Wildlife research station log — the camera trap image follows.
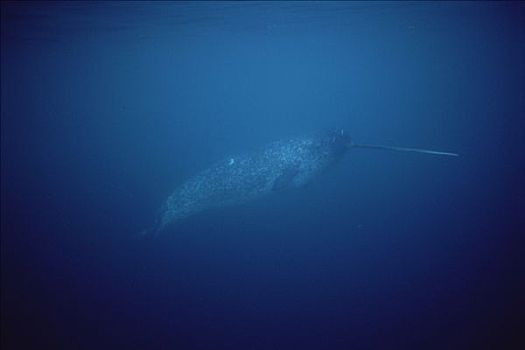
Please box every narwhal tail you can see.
[133,226,158,240]
[352,143,459,157]
[134,217,166,240]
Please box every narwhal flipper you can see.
[352,143,459,157]
[272,164,301,191]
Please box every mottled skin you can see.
[154,130,351,233]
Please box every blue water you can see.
[1,2,524,349]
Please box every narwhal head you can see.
[325,128,353,156]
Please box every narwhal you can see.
[148,129,457,235]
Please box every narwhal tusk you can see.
[352,143,459,157]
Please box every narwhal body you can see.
[152,130,457,234]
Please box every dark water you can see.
[1,2,524,349]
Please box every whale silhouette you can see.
[148,129,457,235]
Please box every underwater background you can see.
[1,2,524,349]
